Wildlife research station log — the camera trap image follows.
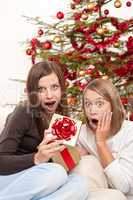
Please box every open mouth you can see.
[44,101,56,110]
[89,118,99,130]
[91,119,98,124]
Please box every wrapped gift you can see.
[52,145,81,172]
[49,113,82,172]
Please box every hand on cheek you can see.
[95,111,112,143]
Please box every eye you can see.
[96,100,105,107]
[84,101,91,107]
[51,84,60,90]
[37,87,46,93]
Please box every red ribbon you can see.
[52,117,77,140]
[60,147,76,171]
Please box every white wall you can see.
[0,0,132,106]
[0,0,70,105]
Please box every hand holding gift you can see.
[34,131,65,165]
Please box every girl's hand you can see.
[76,146,89,156]
[34,130,65,165]
[95,111,112,143]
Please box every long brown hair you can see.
[26,60,66,135]
[83,78,125,136]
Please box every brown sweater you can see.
[0,104,46,175]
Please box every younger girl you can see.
[75,78,133,200]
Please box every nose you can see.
[89,104,98,113]
[46,89,53,99]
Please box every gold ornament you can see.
[114,0,122,8]
[54,36,61,43]
[67,96,77,106]
[87,3,96,10]
[65,80,69,87]
[79,70,85,76]
[96,28,105,35]
[103,27,109,34]
[63,25,68,31]
[113,41,120,48]
[81,14,88,20]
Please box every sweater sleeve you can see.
[0,104,35,175]
[104,124,133,195]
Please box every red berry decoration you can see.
[56,11,64,19]
[73,0,81,4]
[30,38,38,47]
[126,1,132,7]
[26,48,32,55]
[42,41,52,49]
[26,48,35,56]
[104,9,109,15]
[38,29,44,36]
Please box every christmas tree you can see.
[25,0,133,120]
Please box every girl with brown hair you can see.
[0,61,88,200]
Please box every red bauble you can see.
[104,9,109,15]
[126,1,132,7]
[117,22,129,32]
[42,41,52,49]
[26,48,36,56]
[56,11,64,19]
[30,38,38,47]
[127,36,133,54]
[129,113,133,121]
[26,48,32,56]
[121,97,128,105]
[38,29,44,36]
[85,69,93,75]
[73,0,81,4]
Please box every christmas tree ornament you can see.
[87,3,96,10]
[63,25,68,31]
[85,68,93,75]
[73,0,81,4]
[65,80,70,87]
[54,36,61,43]
[38,29,44,36]
[56,11,64,19]
[103,27,109,34]
[30,38,38,47]
[81,14,88,20]
[114,0,122,8]
[96,28,105,35]
[127,36,133,54]
[26,48,34,56]
[113,41,120,48]
[104,9,109,15]
[129,112,133,121]
[67,96,77,106]
[42,41,52,49]
[126,1,132,7]
[79,70,85,76]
